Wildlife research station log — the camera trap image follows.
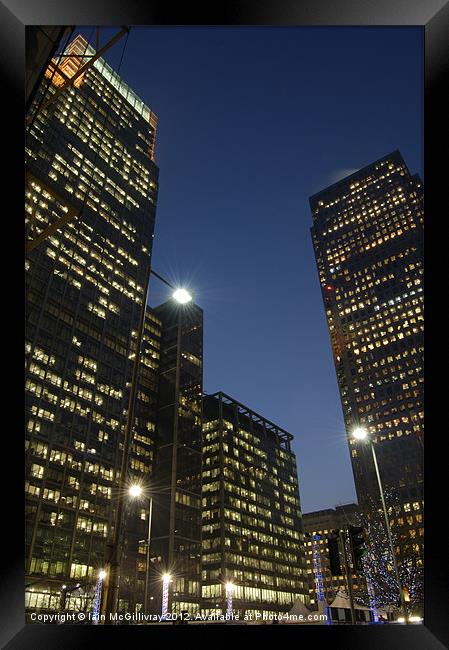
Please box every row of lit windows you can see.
[42,238,143,305]
[315,163,408,212]
[51,103,154,200]
[27,363,124,404]
[323,210,416,258]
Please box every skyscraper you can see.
[149,300,204,616]
[25,34,159,615]
[201,392,309,617]
[310,151,423,565]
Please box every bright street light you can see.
[98,570,107,580]
[352,426,368,440]
[128,484,143,498]
[172,288,192,304]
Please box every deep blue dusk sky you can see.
[77,26,423,513]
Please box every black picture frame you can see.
[2,1,447,648]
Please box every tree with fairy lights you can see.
[355,488,423,616]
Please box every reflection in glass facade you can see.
[25,34,159,615]
[201,392,309,616]
[310,151,423,564]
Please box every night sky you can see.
[77,26,423,513]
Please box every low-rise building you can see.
[302,504,367,607]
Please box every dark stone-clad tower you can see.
[310,151,423,565]
[150,301,203,615]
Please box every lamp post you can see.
[129,483,154,614]
[352,426,409,624]
[143,497,153,614]
[102,269,192,622]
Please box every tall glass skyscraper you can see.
[310,151,423,565]
[149,300,204,616]
[25,34,160,615]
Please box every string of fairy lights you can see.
[355,489,423,613]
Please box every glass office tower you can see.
[148,301,204,616]
[25,34,159,615]
[310,151,423,564]
[201,392,309,617]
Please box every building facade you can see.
[302,504,366,607]
[25,34,160,615]
[201,392,309,617]
[310,151,424,565]
[114,307,163,614]
[149,300,204,616]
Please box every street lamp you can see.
[172,288,192,304]
[353,427,368,441]
[128,484,143,498]
[128,483,154,615]
[149,269,193,304]
[351,426,409,624]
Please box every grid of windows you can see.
[302,505,365,606]
[25,34,160,615]
[147,302,204,614]
[310,151,423,562]
[201,393,309,615]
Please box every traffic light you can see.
[349,525,366,572]
[328,535,341,576]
